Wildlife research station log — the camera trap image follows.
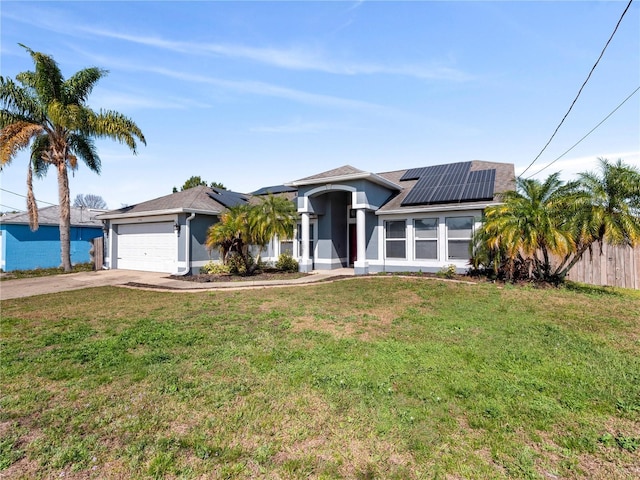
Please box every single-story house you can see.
[97,160,515,275]
[0,206,104,272]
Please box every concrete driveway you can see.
[0,270,189,300]
[0,268,354,300]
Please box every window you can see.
[414,218,438,259]
[385,220,406,258]
[446,216,473,260]
[280,240,293,256]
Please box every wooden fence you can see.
[90,237,104,271]
[560,242,640,289]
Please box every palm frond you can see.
[26,160,39,231]
[18,44,64,105]
[0,77,42,122]
[0,121,43,165]
[89,109,146,152]
[67,133,100,173]
[64,67,108,103]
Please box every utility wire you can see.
[0,187,58,206]
[525,85,640,179]
[1,203,24,212]
[520,0,634,177]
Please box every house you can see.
[0,206,104,272]
[97,186,249,273]
[97,160,515,276]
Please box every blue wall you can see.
[1,224,103,271]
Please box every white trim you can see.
[97,208,220,220]
[377,202,498,215]
[289,172,401,190]
[111,214,178,225]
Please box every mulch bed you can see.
[169,271,309,283]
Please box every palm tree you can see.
[475,173,577,282]
[553,158,640,280]
[249,194,297,263]
[0,45,145,271]
[205,205,252,267]
[206,196,297,275]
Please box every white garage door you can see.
[116,222,177,273]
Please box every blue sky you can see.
[1,0,639,211]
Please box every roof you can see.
[251,185,298,196]
[376,160,515,213]
[289,164,402,190]
[97,185,249,220]
[0,206,104,227]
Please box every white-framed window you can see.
[385,220,406,259]
[446,216,474,260]
[280,240,294,256]
[414,218,438,260]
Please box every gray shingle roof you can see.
[0,206,104,227]
[97,185,248,219]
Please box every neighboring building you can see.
[97,160,515,275]
[0,206,104,272]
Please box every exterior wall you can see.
[186,214,219,274]
[365,210,378,261]
[0,224,102,272]
[369,210,483,274]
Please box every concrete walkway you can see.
[0,268,355,300]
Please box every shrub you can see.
[436,264,457,279]
[200,261,230,274]
[227,253,256,275]
[275,252,299,272]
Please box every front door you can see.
[349,223,357,266]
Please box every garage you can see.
[116,222,177,273]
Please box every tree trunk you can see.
[57,161,72,272]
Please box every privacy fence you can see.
[561,242,640,290]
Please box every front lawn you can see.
[1,278,638,479]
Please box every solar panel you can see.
[460,169,495,201]
[207,188,250,208]
[251,185,298,196]
[400,162,496,206]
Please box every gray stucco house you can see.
[97,160,515,275]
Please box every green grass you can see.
[0,262,94,280]
[1,278,639,479]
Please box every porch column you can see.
[299,212,313,273]
[354,208,369,275]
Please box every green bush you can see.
[436,264,457,279]
[275,252,299,272]
[227,253,255,275]
[200,261,230,274]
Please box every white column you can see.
[354,208,369,275]
[299,212,313,273]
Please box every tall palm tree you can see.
[0,45,145,271]
[554,158,640,280]
[476,173,577,282]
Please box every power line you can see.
[0,203,24,212]
[0,187,57,206]
[525,85,640,179]
[520,0,634,177]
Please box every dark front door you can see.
[349,224,357,266]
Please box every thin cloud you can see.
[78,26,472,81]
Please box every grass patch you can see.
[1,278,639,478]
[0,262,94,280]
